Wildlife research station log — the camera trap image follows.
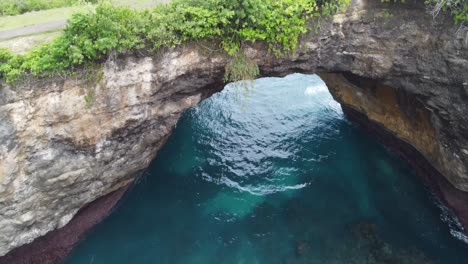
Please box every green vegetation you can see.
[0,0,351,83]
[224,51,260,85]
[0,6,86,30]
[84,90,96,107]
[0,0,159,31]
[424,0,467,25]
[0,0,98,16]
[0,0,465,84]
[0,31,61,54]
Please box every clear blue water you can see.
[66,74,468,264]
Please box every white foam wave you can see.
[304,85,328,96]
[220,176,310,196]
[433,194,468,244]
[450,229,468,244]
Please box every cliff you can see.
[0,0,467,262]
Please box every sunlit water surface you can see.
[66,74,468,264]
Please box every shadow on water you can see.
[66,74,468,264]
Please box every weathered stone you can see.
[0,0,466,260]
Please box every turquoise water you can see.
[66,74,468,264]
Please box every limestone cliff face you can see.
[0,53,227,257]
[0,0,467,259]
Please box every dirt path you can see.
[0,20,66,40]
[0,0,168,41]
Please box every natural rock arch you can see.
[0,1,467,262]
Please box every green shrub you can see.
[454,6,468,25]
[424,0,467,25]
[224,51,260,83]
[0,0,352,83]
[0,0,463,84]
[0,0,98,16]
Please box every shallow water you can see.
[66,74,468,264]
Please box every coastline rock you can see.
[0,0,467,260]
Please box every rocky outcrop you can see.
[0,52,227,258]
[0,0,467,261]
[0,185,130,264]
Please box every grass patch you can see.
[0,0,160,31]
[0,0,97,16]
[0,6,87,30]
[0,31,61,54]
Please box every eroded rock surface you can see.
[0,53,226,257]
[0,0,467,260]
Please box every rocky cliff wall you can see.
[0,0,467,261]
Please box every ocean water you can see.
[66,74,468,264]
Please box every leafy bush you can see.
[1,3,146,81]
[146,0,351,55]
[424,0,467,25]
[0,0,463,84]
[224,51,260,83]
[0,0,351,83]
[0,0,98,16]
[0,47,24,82]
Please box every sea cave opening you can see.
[64,73,468,264]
